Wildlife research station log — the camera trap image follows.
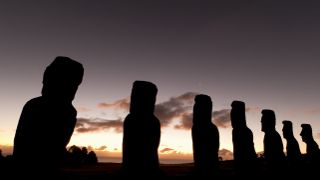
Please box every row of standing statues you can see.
[7,57,320,177]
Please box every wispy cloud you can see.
[86,145,109,152]
[97,98,129,110]
[213,109,231,128]
[76,118,123,133]
[160,148,175,153]
[158,148,193,161]
[96,145,108,151]
[76,107,92,112]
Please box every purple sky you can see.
[1,0,320,158]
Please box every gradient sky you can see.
[1,0,320,162]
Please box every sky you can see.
[1,0,320,163]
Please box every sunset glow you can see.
[1,1,320,164]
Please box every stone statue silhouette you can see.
[192,94,219,176]
[230,101,257,175]
[122,81,161,176]
[13,56,84,175]
[300,124,320,163]
[261,109,285,174]
[282,120,302,168]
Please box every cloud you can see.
[213,107,261,128]
[75,106,92,112]
[93,92,260,130]
[155,92,197,128]
[213,109,231,128]
[159,148,193,161]
[96,145,107,151]
[218,148,233,161]
[95,92,197,130]
[76,118,123,133]
[92,92,197,131]
[160,148,175,153]
[173,113,193,130]
[97,98,129,110]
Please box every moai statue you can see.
[231,101,257,175]
[300,124,320,162]
[282,121,302,165]
[261,109,286,174]
[192,94,219,176]
[122,81,161,176]
[13,57,84,175]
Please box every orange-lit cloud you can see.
[159,148,193,161]
[86,145,109,152]
[160,147,175,153]
[76,118,123,133]
[96,145,107,151]
[97,98,130,110]
[213,109,231,128]
[76,106,92,112]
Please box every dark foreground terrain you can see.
[58,160,320,179]
[59,161,235,179]
[1,160,318,179]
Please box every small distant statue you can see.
[282,121,302,166]
[13,56,84,175]
[300,124,320,163]
[192,94,219,176]
[261,109,286,173]
[122,81,161,176]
